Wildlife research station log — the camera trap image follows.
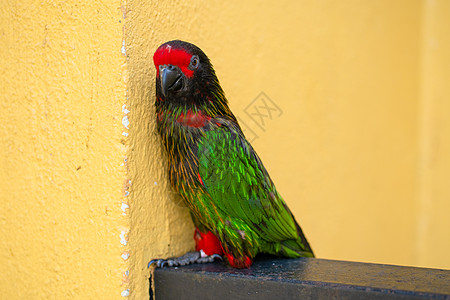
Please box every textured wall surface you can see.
[417,0,450,268]
[0,1,128,299]
[1,0,450,299]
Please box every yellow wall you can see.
[0,1,128,299]
[1,0,450,299]
[417,0,450,268]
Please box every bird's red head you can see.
[153,40,206,99]
[153,44,195,78]
[153,40,235,121]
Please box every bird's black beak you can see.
[160,65,184,97]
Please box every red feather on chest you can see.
[176,109,211,128]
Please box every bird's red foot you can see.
[224,252,253,268]
[194,228,252,268]
[194,228,224,256]
[147,229,225,268]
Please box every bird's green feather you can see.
[194,119,312,257]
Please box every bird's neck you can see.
[156,104,207,153]
[162,108,211,128]
[156,105,209,190]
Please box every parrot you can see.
[149,40,314,269]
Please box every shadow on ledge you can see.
[150,257,450,300]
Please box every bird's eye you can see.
[189,55,199,70]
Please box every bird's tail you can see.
[265,214,314,258]
[283,200,315,255]
[280,218,315,257]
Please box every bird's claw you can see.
[148,259,164,268]
[148,251,222,268]
[196,253,222,264]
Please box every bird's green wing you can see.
[197,119,299,243]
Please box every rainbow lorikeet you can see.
[149,40,314,269]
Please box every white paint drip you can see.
[122,105,129,137]
[120,8,129,298]
[122,116,129,129]
[121,202,129,212]
[154,181,157,185]
[121,40,126,56]
[120,231,128,245]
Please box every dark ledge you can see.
[151,257,450,299]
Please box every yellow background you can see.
[1,0,449,299]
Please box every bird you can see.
[149,40,313,268]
